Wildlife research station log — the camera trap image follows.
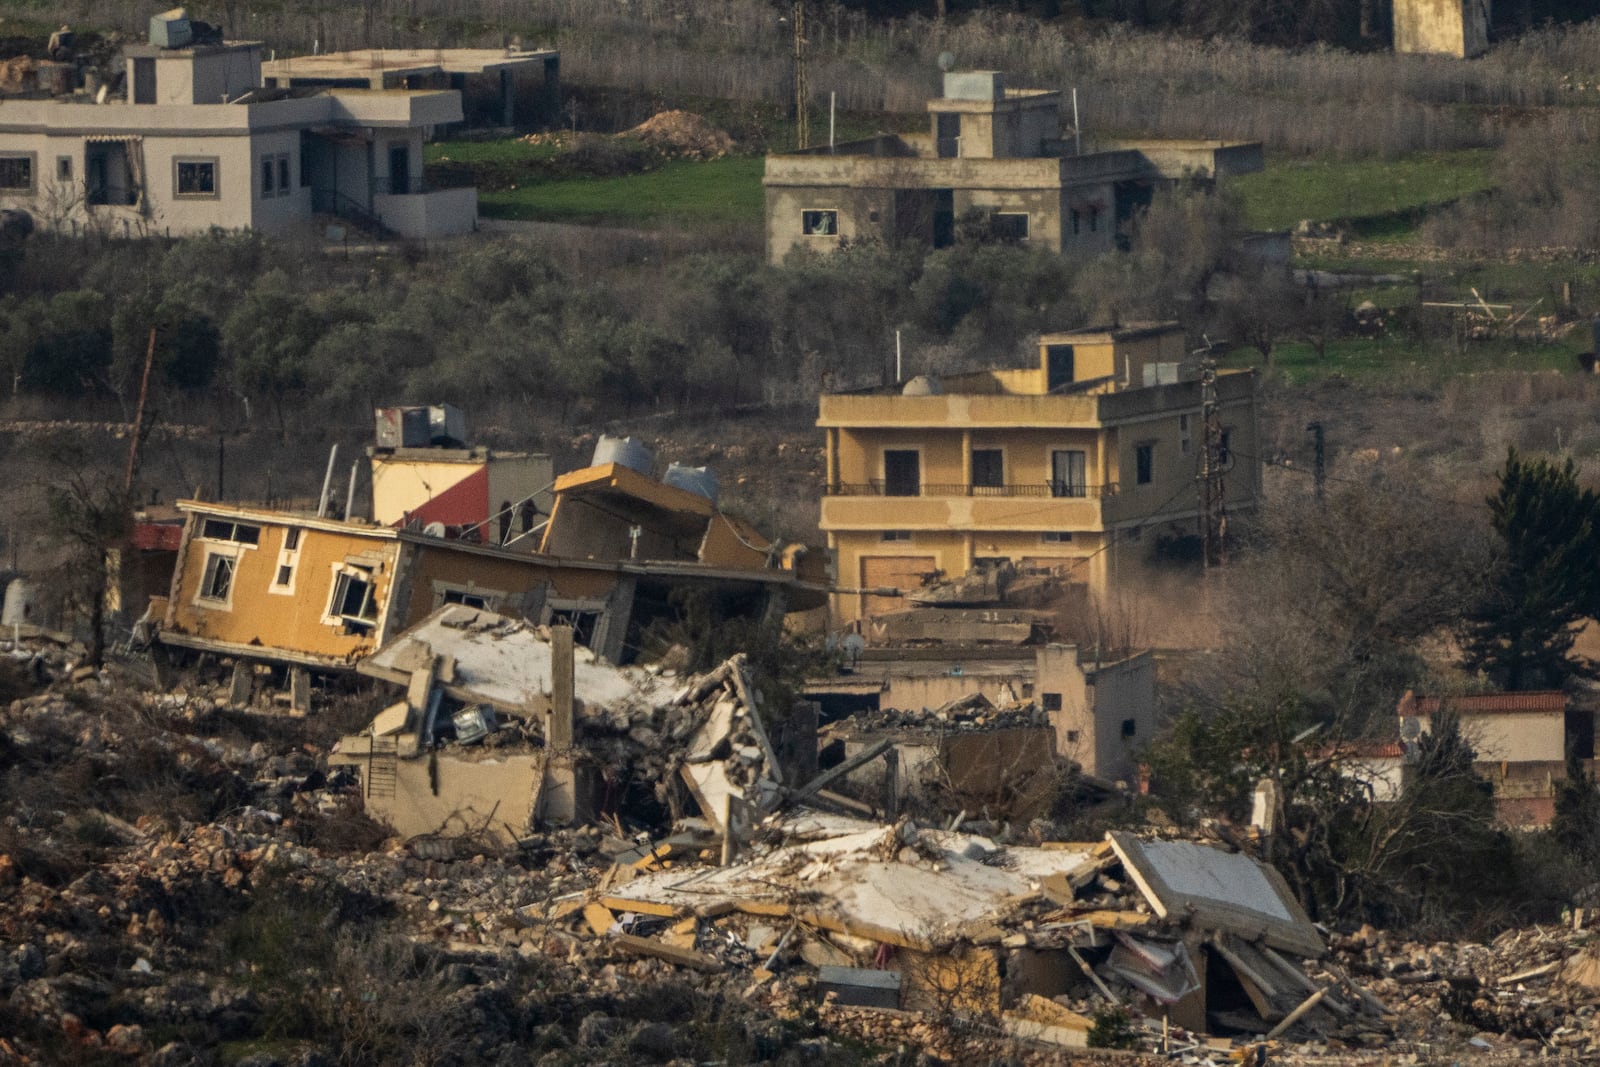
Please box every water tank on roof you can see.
[148,8,193,49]
[592,435,654,475]
[2,579,33,626]
[375,406,432,449]
[901,374,943,396]
[664,464,718,503]
[428,404,466,446]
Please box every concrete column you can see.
[548,624,574,748]
[960,430,972,493]
[289,666,311,715]
[228,660,252,707]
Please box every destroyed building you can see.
[155,424,827,678]
[818,322,1260,633]
[0,13,478,238]
[808,642,1156,785]
[764,70,1263,264]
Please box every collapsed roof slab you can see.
[358,604,674,716]
[1107,831,1323,959]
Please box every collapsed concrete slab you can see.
[334,607,790,845]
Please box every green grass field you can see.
[1224,332,1583,386]
[473,156,766,226]
[1231,149,1495,239]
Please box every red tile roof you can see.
[1406,691,1566,716]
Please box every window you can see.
[1122,718,1137,738]
[1135,443,1154,485]
[1041,532,1074,543]
[175,158,218,198]
[260,153,291,198]
[990,212,1028,242]
[1065,729,1079,744]
[1042,692,1063,712]
[549,608,600,647]
[802,209,837,236]
[198,552,235,604]
[1180,414,1193,457]
[55,156,72,181]
[443,590,490,609]
[327,567,378,630]
[881,530,913,542]
[1051,449,1087,498]
[883,450,920,497]
[971,449,1004,490]
[270,526,301,595]
[0,155,33,192]
[1070,209,1080,236]
[1220,428,1233,466]
[1022,683,1034,698]
[1045,345,1075,392]
[1089,206,1100,232]
[201,519,260,545]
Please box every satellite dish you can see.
[423,521,447,538]
[937,51,956,72]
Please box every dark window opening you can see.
[549,608,600,648]
[275,564,294,586]
[132,57,155,104]
[1070,209,1080,236]
[1052,449,1087,498]
[1042,692,1062,712]
[971,448,1004,489]
[1066,729,1079,743]
[388,143,411,196]
[55,156,71,181]
[175,159,216,197]
[277,156,291,194]
[1136,444,1154,485]
[1121,718,1137,738]
[443,589,490,609]
[199,554,234,602]
[883,450,920,497]
[201,519,260,545]
[284,528,301,550]
[1042,532,1074,543]
[881,530,912,542]
[329,570,377,630]
[1046,345,1075,392]
[802,209,837,236]
[0,156,31,191]
[990,212,1028,241]
[261,157,274,196]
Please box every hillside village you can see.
[8,0,1600,1064]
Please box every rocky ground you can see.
[5,639,1600,1066]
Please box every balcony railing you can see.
[829,481,1119,499]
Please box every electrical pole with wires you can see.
[792,1,809,150]
[1196,339,1228,571]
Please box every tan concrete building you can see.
[1393,0,1491,58]
[764,70,1262,265]
[0,37,476,238]
[262,48,560,129]
[817,323,1260,630]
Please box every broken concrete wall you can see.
[367,749,544,843]
[1045,645,1155,782]
[1393,0,1490,57]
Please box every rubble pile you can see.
[1331,920,1600,1058]
[828,692,1047,734]
[623,110,735,159]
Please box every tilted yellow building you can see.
[817,322,1260,629]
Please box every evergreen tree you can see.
[1462,449,1599,690]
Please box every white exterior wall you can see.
[1416,712,1566,764]
[0,89,465,238]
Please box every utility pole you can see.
[792,1,809,150]
[1306,421,1326,504]
[1197,340,1227,571]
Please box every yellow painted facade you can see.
[164,503,402,665]
[819,324,1260,627]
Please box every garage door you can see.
[860,556,937,619]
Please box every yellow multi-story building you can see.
[817,322,1260,629]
